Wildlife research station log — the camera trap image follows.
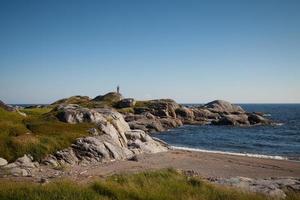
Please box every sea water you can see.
[156,104,300,161]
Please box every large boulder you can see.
[124,111,182,133]
[203,100,245,114]
[128,118,166,133]
[125,130,168,153]
[175,107,194,122]
[212,114,250,126]
[0,157,8,167]
[56,104,107,124]
[143,99,180,118]
[2,154,39,177]
[247,113,271,125]
[159,118,183,129]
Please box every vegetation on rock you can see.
[0,107,94,162]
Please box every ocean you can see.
[156,104,300,161]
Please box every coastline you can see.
[2,149,299,184]
[171,146,290,161]
[79,149,300,181]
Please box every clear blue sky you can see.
[0,0,299,104]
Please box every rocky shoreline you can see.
[1,93,296,199]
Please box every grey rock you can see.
[56,105,107,124]
[45,105,168,166]
[0,157,8,167]
[248,113,271,125]
[159,118,183,129]
[175,107,194,122]
[203,100,245,114]
[10,168,29,177]
[55,148,79,165]
[212,114,250,126]
[2,155,38,177]
[42,155,59,167]
[15,154,38,168]
[212,177,300,199]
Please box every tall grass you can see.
[0,169,299,200]
[0,108,94,162]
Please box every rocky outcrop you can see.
[42,105,168,167]
[203,100,245,114]
[1,155,39,177]
[0,100,15,112]
[211,177,300,199]
[50,93,273,132]
[145,99,180,118]
[175,107,194,123]
[124,99,272,133]
[0,158,8,167]
[194,101,271,126]
[117,98,136,108]
[124,112,182,133]
[51,95,91,106]
[93,92,123,103]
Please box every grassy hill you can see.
[0,107,94,162]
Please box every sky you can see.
[0,0,299,104]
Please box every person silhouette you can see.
[117,85,120,94]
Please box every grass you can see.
[0,169,298,200]
[0,108,94,162]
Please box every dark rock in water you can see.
[0,100,15,112]
[126,99,273,132]
[248,113,270,125]
[203,100,245,114]
[93,92,123,102]
[117,98,136,108]
[212,114,250,126]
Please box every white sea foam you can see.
[171,146,288,160]
[263,114,272,117]
[275,123,284,126]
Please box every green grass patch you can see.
[0,169,299,200]
[0,108,94,162]
[117,107,134,114]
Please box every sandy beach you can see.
[36,149,299,183]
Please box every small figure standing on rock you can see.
[117,85,120,94]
